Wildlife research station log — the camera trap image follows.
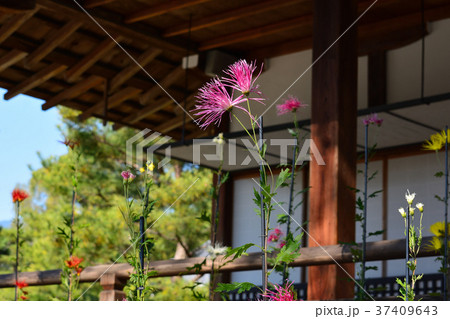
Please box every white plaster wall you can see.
[387,18,450,102]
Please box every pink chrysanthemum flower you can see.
[194,78,255,129]
[121,171,135,180]
[261,281,296,301]
[268,227,283,242]
[363,113,383,126]
[276,96,307,115]
[222,59,264,97]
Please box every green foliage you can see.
[0,107,212,300]
[215,282,257,298]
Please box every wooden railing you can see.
[0,237,438,300]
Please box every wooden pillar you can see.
[308,0,358,300]
[99,273,126,301]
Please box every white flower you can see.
[409,207,415,216]
[213,133,225,145]
[405,190,416,205]
[207,243,228,259]
[416,203,424,212]
[398,207,406,218]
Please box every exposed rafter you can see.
[24,19,82,67]
[163,0,303,37]
[0,50,28,73]
[79,86,142,121]
[42,75,104,110]
[140,67,184,105]
[198,16,312,51]
[116,98,174,129]
[4,63,67,100]
[37,0,187,53]
[0,7,38,45]
[83,0,117,8]
[109,48,162,92]
[124,0,210,24]
[65,36,123,83]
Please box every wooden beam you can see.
[4,63,67,100]
[163,0,303,37]
[124,0,210,24]
[99,273,126,301]
[0,50,28,73]
[24,20,82,67]
[42,75,104,110]
[65,36,122,83]
[83,0,116,8]
[248,23,425,61]
[37,0,186,53]
[109,48,162,92]
[140,67,184,105]
[0,237,437,288]
[308,0,358,300]
[0,7,38,45]
[79,86,142,121]
[199,15,312,51]
[119,98,174,127]
[154,113,194,134]
[2,33,162,91]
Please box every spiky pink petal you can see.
[222,59,263,97]
[194,78,253,129]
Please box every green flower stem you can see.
[14,201,20,301]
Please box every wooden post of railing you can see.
[99,273,126,301]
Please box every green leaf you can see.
[221,172,230,184]
[368,189,383,198]
[225,243,255,262]
[215,282,257,294]
[435,171,444,178]
[196,210,211,224]
[275,168,291,190]
[368,230,384,237]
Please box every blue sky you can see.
[0,88,67,222]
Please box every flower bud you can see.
[416,203,424,212]
[398,207,406,218]
[405,190,416,205]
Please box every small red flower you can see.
[65,256,83,269]
[15,280,28,289]
[19,295,28,300]
[12,189,29,203]
[76,266,83,276]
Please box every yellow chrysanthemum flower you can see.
[422,133,444,151]
[139,167,146,173]
[427,236,442,251]
[147,162,155,172]
[441,128,450,144]
[430,221,450,237]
